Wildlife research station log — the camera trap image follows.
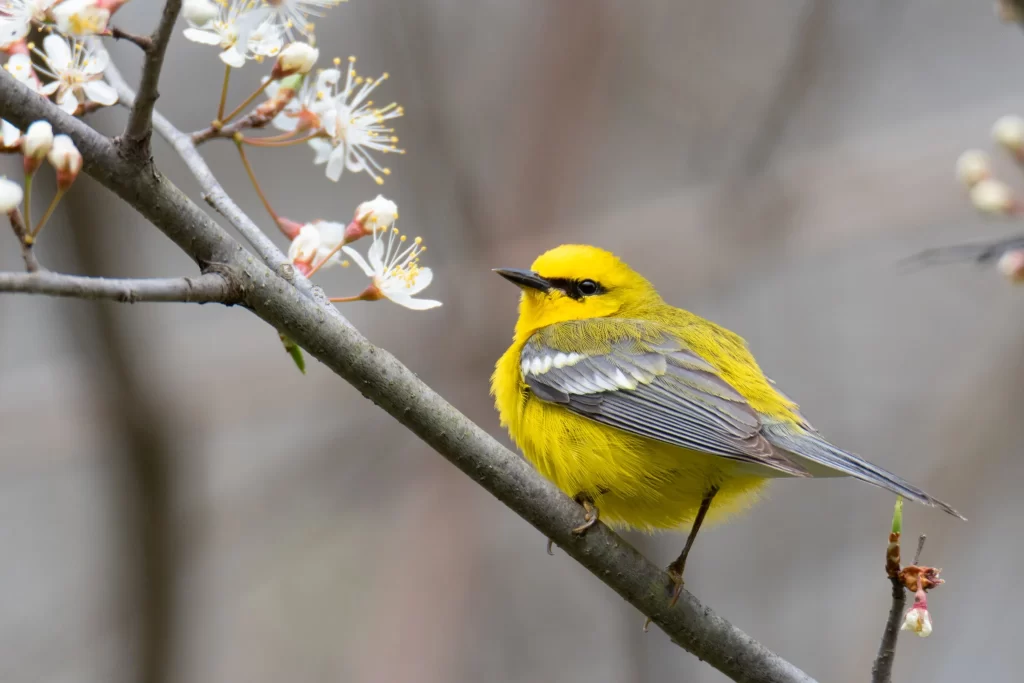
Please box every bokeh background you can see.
[2,1,1023,681]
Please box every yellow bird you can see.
[491,244,962,597]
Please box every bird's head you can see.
[495,244,662,334]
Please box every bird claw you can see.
[546,538,555,555]
[572,499,599,535]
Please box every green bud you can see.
[891,496,903,535]
[279,332,306,374]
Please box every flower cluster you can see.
[0,2,122,120]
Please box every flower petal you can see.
[182,28,223,45]
[58,90,80,115]
[2,120,20,147]
[405,267,433,296]
[341,246,375,277]
[308,137,332,164]
[39,81,60,96]
[83,47,109,75]
[43,34,72,72]
[325,144,345,181]
[83,80,117,106]
[390,295,442,310]
[219,48,245,68]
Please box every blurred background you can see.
[2,1,1023,681]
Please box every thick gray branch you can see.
[121,0,182,160]
[0,271,235,303]
[0,71,816,683]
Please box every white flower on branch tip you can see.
[33,35,118,114]
[0,0,56,49]
[342,226,440,310]
[51,0,111,36]
[263,0,345,41]
[308,57,404,184]
[0,176,23,213]
[287,220,346,270]
[901,606,932,637]
[353,194,397,230]
[183,2,282,68]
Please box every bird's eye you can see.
[577,279,600,296]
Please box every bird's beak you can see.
[493,268,552,292]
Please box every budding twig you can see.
[7,207,40,272]
[108,26,154,52]
[122,0,182,160]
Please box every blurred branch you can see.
[0,271,236,302]
[0,63,818,683]
[120,0,182,162]
[902,235,1024,268]
[62,190,181,683]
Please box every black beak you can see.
[493,268,552,292]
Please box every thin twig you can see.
[109,26,154,51]
[0,271,237,303]
[871,578,906,683]
[900,235,1024,270]
[120,0,182,160]
[0,67,817,683]
[7,207,41,272]
[191,109,274,145]
[914,535,927,565]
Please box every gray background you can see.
[1,1,1022,682]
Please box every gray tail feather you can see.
[763,424,965,521]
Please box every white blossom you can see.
[901,607,932,638]
[47,134,83,188]
[0,176,23,213]
[308,56,404,184]
[1,120,20,148]
[51,0,110,36]
[263,0,344,41]
[993,115,1024,153]
[998,249,1024,283]
[354,194,398,231]
[287,220,346,269]
[970,178,1015,215]
[0,0,56,49]
[342,225,440,310]
[183,2,281,68]
[33,35,118,114]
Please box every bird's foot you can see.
[546,538,555,555]
[666,566,685,607]
[572,499,599,535]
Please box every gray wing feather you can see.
[521,330,810,477]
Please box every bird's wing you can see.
[521,319,811,477]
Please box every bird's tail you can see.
[762,423,965,520]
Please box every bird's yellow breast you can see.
[492,339,767,531]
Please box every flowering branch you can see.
[0,271,236,303]
[0,63,820,683]
[121,0,182,159]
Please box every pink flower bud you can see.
[21,120,53,174]
[998,249,1024,283]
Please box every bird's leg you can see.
[666,485,718,607]
[571,493,600,535]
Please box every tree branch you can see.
[121,0,182,161]
[0,71,817,683]
[0,270,236,303]
[7,207,41,272]
[871,578,906,683]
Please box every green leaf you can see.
[279,332,306,374]
[891,496,903,535]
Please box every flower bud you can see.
[998,249,1024,283]
[183,0,218,25]
[345,195,398,241]
[0,177,23,214]
[993,115,1024,153]
[956,149,991,188]
[288,224,321,270]
[970,178,1015,215]
[273,42,319,79]
[901,606,932,637]
[47,134,83,191]
[21,120,53,173]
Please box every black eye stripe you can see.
[544,277,607,300]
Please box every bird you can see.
[491,244,963,601]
